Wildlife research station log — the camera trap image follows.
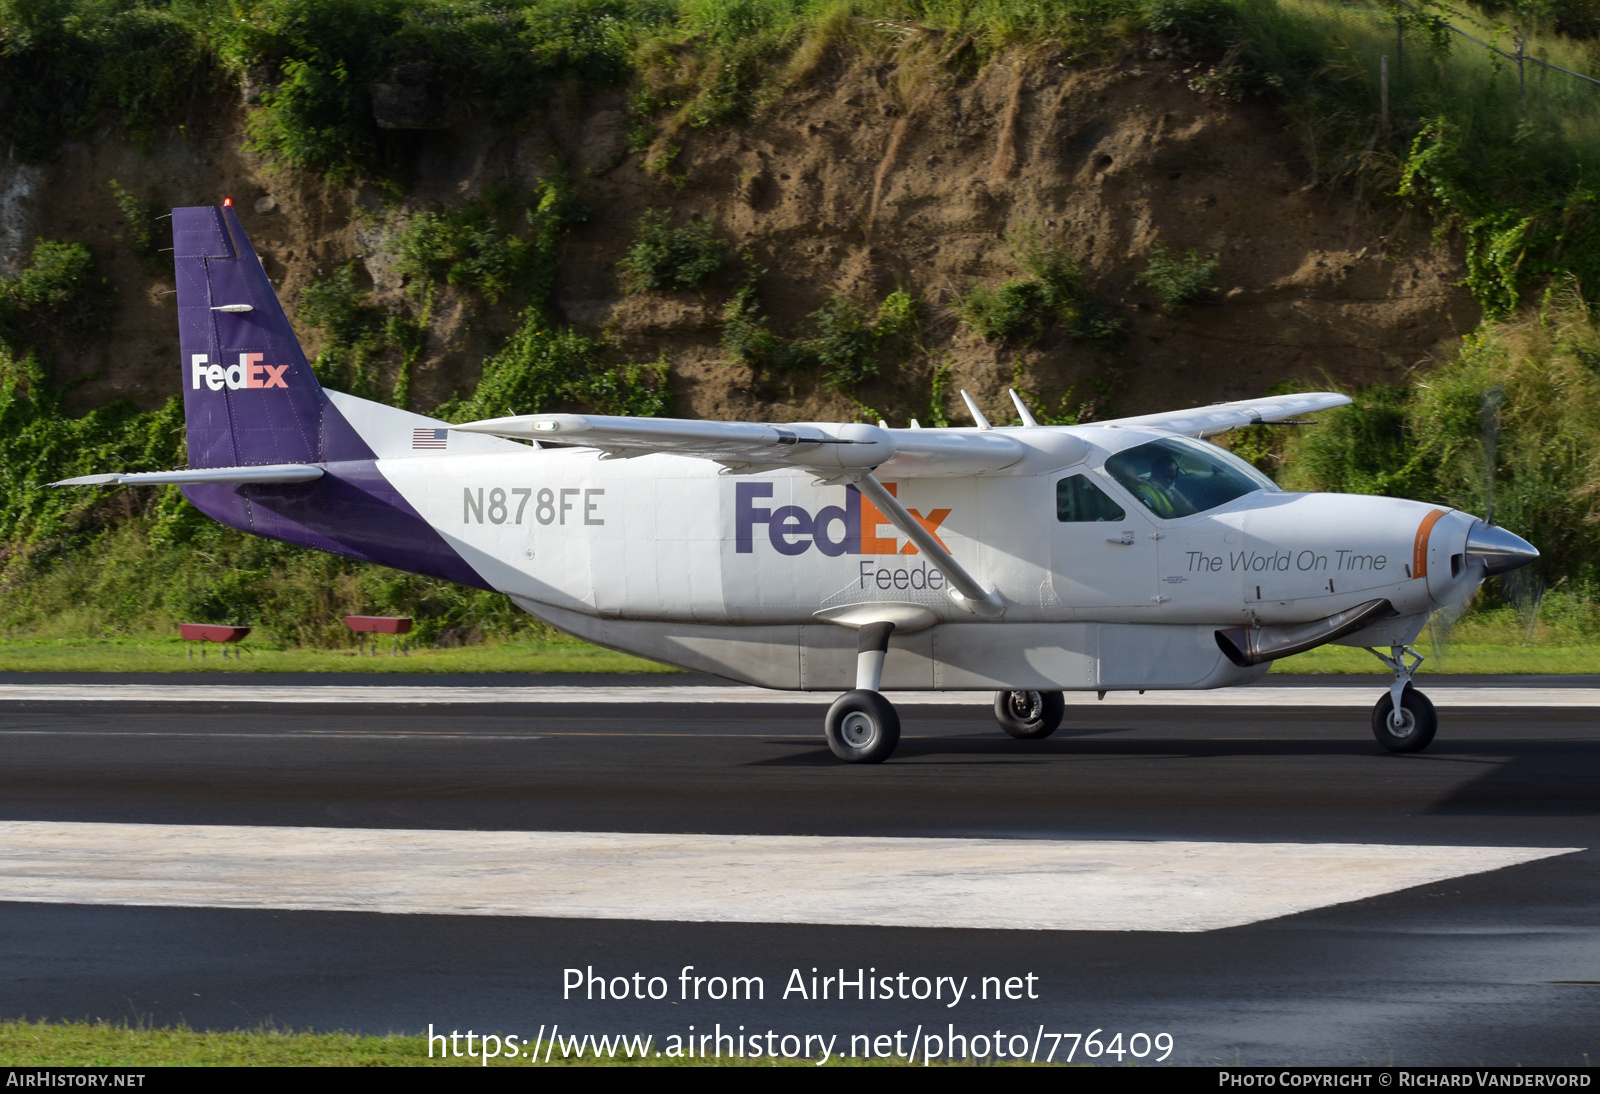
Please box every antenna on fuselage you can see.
[960,390,992,431]
[1008,388,1040,427]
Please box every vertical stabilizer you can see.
[174,203,373,468]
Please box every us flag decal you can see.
[412,428,448,450]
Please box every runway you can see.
[0,674,1595,1065]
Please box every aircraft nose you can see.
[1465,521,1539,576]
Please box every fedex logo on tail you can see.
[735,482,950,557]
[190,353,289,391]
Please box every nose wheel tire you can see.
[1371,686,1438,753]
[824,690,901,763]
[994,690,1066,739]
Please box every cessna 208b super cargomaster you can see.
[59,204,1539,762]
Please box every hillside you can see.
[11,50,1474,425]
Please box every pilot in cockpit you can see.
[1134,453,1182,518]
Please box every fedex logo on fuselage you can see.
[735,481,950,556]
[190,353,289,391]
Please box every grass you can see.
[0,1020,913,1066]
[0,638,676,675]
[0,631,1591,675]
[1271,643,1600,674]
[0,1022,465,1067]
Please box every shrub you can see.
[0,1,217,160]
[1138,246,1219,310]
[394,210,534,306]
[394,178,589,308]
[721,280,811,372]
[298,264,390,400]
[1279,287,1600,593]
[0,239,110,369]
[809,289,919,391]
[618,210,728,292]
[108,181,165,265]
[441,316,670,421]
[957,229,1122,344]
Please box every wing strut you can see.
[855,473,1004,618]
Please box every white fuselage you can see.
[371,424,1480,692]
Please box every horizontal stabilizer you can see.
[52,464,324,487]
[1097,393,1352,438]
[451,413,1027,478]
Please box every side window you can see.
[1057,474,1126,522]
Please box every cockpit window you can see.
[1057,474,1126,522]
[1103,436,1276,519]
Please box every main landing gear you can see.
[825,622,901,763]
[825,624,1074,763]
[993,690,1066,739]
[1366,644,1438,753]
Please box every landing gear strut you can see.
[825,621,901,763]
[994,690,1065,739]
[1365,644,1437,753]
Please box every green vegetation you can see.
[3,513,555,649]
[0,241,160,557]
[809,289,920,390]
[107,180,165,265]
[957,229,1121,345]
[0,0,217,160]
[0,637,673,674]
[440,322,671,421]
[394,178,590,307]
[1271,584,1600,671]
[1274,288,1600,599]
[1137,246,1219,311]
[0,1019,927,1066]
[301,176,593,407]
[0,184,659,653]
[298,262,397,401]
[721,280,924,395]
[11,0,1600,667]
[8,0,1600,313]
[619,209,730,292]
[721,276,814,372]
[0,239,108,356]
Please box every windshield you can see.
[1103,437,1276,519]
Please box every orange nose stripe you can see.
[1413,509,1447,579]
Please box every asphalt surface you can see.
[0,677,1595,1066]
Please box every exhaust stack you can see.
[1216,598,1395,667]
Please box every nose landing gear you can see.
[1365,644,1437,753]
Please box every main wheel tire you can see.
[825,690,902,761]
[994,690,1066,739]
[1371,685,1438,753]
[824,690,901,763]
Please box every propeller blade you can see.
[1481,386,1503,526]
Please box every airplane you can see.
[57,202,1539,762]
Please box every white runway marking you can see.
[1,684,1599,707]
[0,822,1575,932]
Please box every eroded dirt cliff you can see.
[5,47,1478,424]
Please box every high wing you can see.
[450,413,1030,479]
[1094,392,1351,438]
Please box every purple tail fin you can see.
[172,203,491,590]
[174,203,372,467]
